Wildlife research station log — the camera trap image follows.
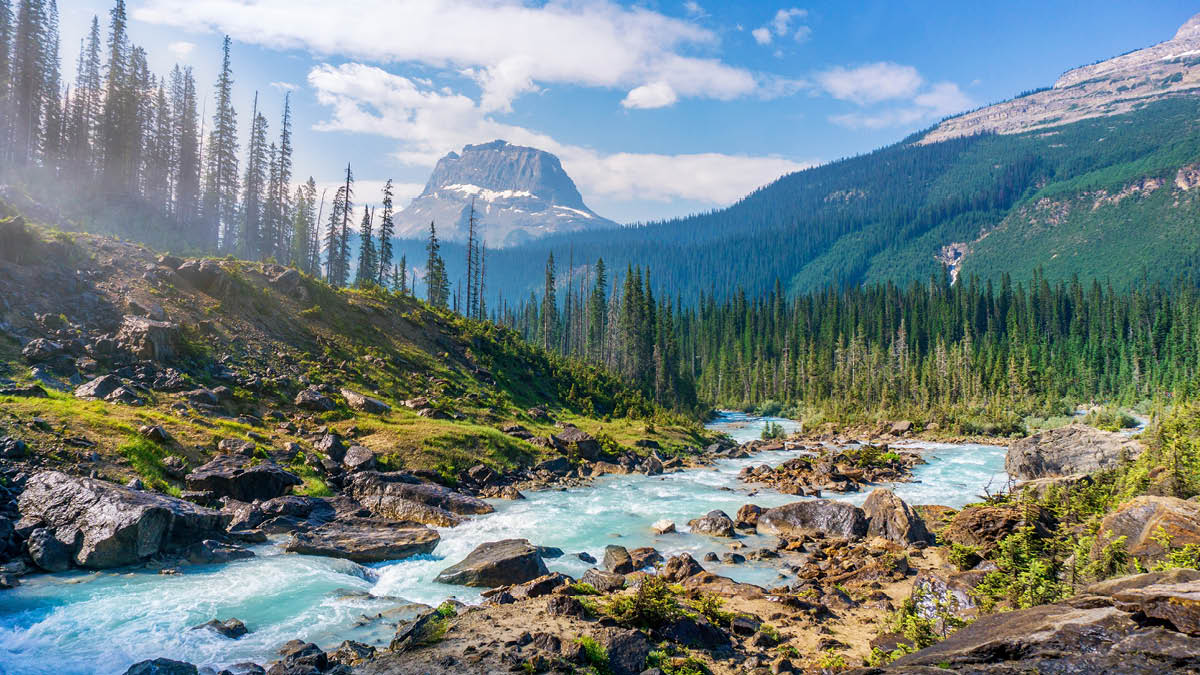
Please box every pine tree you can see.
[39,0,62,170]
[336,162,354,287]
[376,179,394,287]
[98,0,129,187]
[201,35,239,252]
[425,221,448,308]
[171,65,200,234]
[10,0,51,165]
[541,252,557,351]
[323,185,346,285]
[239,94,268,259]
[465,197,479,318]
[397,254,408,294]
[272,92,292,259]
[0,0,14,159]
[355,206,376,287]
[64,15,100,175]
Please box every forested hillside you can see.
[471,97,1200,304]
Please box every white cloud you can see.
[621,82,678,109]
[133,0,768,112]
[817,62,924,104]
[307,63,810,205]
[167,41,195,59]
[793,25,812,43]
[771,8,807,36]
[270,81,297,92]
[683,1,707,19]
[751,27,772,45]
[827,78,973,130]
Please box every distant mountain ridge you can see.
[922,12,1200,143]
[394,140,617,248]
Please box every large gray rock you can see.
[17,471,227,569]
[74,374,122,400]
[116,316,181,362]
[122,659,199,675]
[340,388,391,414]
[688,509,736,537]
[184,454,302,502]
[863,488,930,544]
[756,499,868,539]
[174,259,230,295]
[552,425,601,461]
[346,471,494,527]
[285,518,440,563]
[294,386,336,411]
[434,538,548,587]
[1007,424,1142,480]
[26,527,71,572]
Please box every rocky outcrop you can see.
[688,509,736,537]
[123,658,198,675]
[116,316,180,362]
[174,259,230,295]
[346,471,493,527]
[74,374,121,400]
[756,500,868,539]
[940,503,1053,554]
[294,386,336,411]
[602,545,634,574]
[552,425,601,461]
[434,538,549,587]
[1006,424,1142,480]
[1093,496,1200,564]
[884,570,1200,673]
[863,488,930,545]
[285,518,440,563]
[184,454,302,502]
[17,471,227,569]
[340,388,391,414]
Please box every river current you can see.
[0,412,1006,674]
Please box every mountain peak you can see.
[397,141,616,247]
[1176,12,1200,40]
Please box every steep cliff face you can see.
[394,141,617,247]
[921,12,1200,144]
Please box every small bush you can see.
[577,636,610,674]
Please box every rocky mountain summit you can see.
[393,140,617,247]
[922,12,1200,143]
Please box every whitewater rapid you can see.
[0,412,1006,674]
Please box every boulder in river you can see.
[17,471,227,569]
[863,487,930,545]
[735,504,763,529]
[346,471,494,527]
[603,544,635,574]
[756,499,868,539]
[1093,496,1200,564]
[122,658,199,675]
[285,517,440,563]
[434,538,548,587]
[651,519,676,534]
[26,527,71,572]
[184,454,302,502]
[1006,424,1142,480]
[190,617,248,639]
[688,509,736,537]
[661,552,706,583]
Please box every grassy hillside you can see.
[0,211,713,493]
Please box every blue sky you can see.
[58,1,1200,224]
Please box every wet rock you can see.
[339,388,391,415]
[577,551,596,563]
[185,455,303,502]
[629,546,663,569]
[26,527,70,572]
[1007,424,1142,480]
[643,454,664,475]
[285,518,439,563]
[863,488,930,545]
[327,640,375,667]
[185,539,255,565]
[533,456,572,475]
[688,509,736,537]
[581,568,626,593]
[651,519,676,535]
[346,471,494,527]
[123,658,199,675]
[221,663,266,675]
[435,538,549,587]
[660,553,705,582]
[293,386,336,411]
[735,504,763,529]
[190,618,248,639]
[117,316,181,362]
[603,544,635,574]
[1094,496,1200,564]
[756,500,868,540]
[511,571,572,599]
[466,464,500,486]
[342,445,376,472]
[269,641,328,673]
[74,374,122,400]
[18,471,227,569]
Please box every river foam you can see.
[0,412,1006,674]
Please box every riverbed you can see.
[0,413,1006,674]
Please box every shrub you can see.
[602,575,681,629]
[577,636,610,674]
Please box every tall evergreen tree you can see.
[355,207,376,287]
[171,65,200,234]
[541,252,557,351]
[201,35,239,251]
[239,94,268,259]
[10,0,51,165]
[424,221,449,308]
[376,179,394,287]
[323,185,346,285]
[0,0,14,159]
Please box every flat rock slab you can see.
[347,472,493,527]
[435,538,548,587]
[1007,424,1142,480]
[285,518,440,563]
